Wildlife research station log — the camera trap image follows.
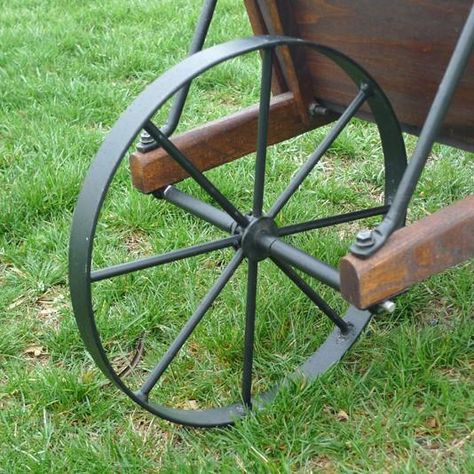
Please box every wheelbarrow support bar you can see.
[340,195,474,309]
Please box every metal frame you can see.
[69,36,407,427]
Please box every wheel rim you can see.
[69,35,407,427]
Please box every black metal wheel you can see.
[69,36,407,427]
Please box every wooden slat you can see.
[245,0,315,124]
[340,195,474,309]
[286,0,474,151]
[129,92,337,193]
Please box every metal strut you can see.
[137,0,218,152]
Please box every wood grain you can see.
[245,0,316,124]
[243,0,288,95]
[130,92,337,193]
[340,195,474,309]
[285,0,474,151]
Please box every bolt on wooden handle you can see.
[340,195,474,309]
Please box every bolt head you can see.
[356,229,374,246]
[309,102,328,117]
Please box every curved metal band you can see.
[69,35,405,426]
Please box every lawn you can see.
[0,0,473,472]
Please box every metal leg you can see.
[137,0,218,152]
[351,5,474,257]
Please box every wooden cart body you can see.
[245,0,474,151]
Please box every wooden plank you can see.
[283,0,474,151]
[340,195,474,309]
[245,0,315,124]
[129,92,337,193]
[243,0,288,95]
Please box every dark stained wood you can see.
[246,0,315,124]
[130,92,337,193]
[283,0,474,151]
[340,195,474,309]
[244,0,288,95]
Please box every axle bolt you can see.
[309,102,328,117]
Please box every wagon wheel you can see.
[69,36,407,427]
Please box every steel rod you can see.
[278,206,389,237]
[159,185,236,233]
[271,257,349,333]
[90,236,239,282]
[138,250,244,397]
[253,49,273,217]
[160,0,218,137]
[261,236,340,290]
[242,259,258,407]
[145,121,249,228]
[268,86,370,218]
[242,259,258,408]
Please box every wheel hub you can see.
[241,216,278,261]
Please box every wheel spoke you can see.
[260,235,340,291]
[253,48,273,217]
[137,250,244,398]
[278,205,389,237]
[271,258,349,333]
[268,86,371,218]
[90,236,239,282]
[157,185,236,233]
[145,121,249,227]
[242,258,258,407]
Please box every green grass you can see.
[1,0,473,472]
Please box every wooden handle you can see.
[129,92,335,194]
[340,195,474,309]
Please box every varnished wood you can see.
[244,0,288,95]
[340,195,474,309]
[246,0,315,124]
[130,92,337,193]
[281,0,474,151]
